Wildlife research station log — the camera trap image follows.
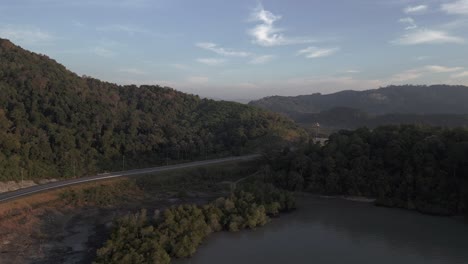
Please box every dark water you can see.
[176,196,468,264]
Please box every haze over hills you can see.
[0,38,304,181]
[249,85,468,129]
[250,85,468,115]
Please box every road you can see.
[0,154,261,203]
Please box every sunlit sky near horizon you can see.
[1,0,468,100]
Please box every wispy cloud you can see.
[0,24,53,45]
[21,0,150,8]
[248,5,315,46]
[424,65,463,73]
[404,5,428,14]
[442,0,468,15]
[416,56,430,61]
[389,65,464,82]
[297,46,340,58]
[171,64,191,70]
[97,24,150,35]
[72,20,85,28]
[196,42,275,65]
[452,71,468,78]
[249,55,275,64]
[393,29,464,45]
[92,46,115,57]
[196,58,226,66]
[90,39,123,57]
[187,76,210,84]
[399,17,418,30]
[118,68,147,75]
[196,42,251,57]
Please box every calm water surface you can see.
[176,196,468,264]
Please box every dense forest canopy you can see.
[0,38,304,181]
[292,107,468,130]
[265,125,468,216]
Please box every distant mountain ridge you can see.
[249,85,468,115]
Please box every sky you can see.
[1,0,468,101]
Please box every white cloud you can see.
[196,58,226,66]
[97,24,150,35]
[248,5,315,46]
[297,46,340,58]
[249,55,275,64]
[196,42,275,65]
[399,17,418,30]
[393,29,464,44]
[452,71,468,78]
[389,70,424,82]
[424,65,463,73]
[345,70,361,74]
[404,5,428,14]
[0,25,53,45]
[196,42,251,57]
[442,0,468,15]
[388,65,464,82]
[118,68,147,75]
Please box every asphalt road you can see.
[0,154,261,203]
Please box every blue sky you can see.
[1,0,468,100]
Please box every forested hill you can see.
[292,107,468,130]
[0,38,304,181]
[249,85,468,115]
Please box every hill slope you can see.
[250,85,468,115]
[0,38,304,181]
[293,107,468,130]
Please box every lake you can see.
[176,196,468,264]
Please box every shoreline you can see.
[296,192,376,203]
[319,195,376,203]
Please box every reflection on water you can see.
[176,196,468,264]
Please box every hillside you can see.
[250,85,468,115]
[0,38,304,181]
[293,107,468,130]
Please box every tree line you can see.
[264,125,468,215]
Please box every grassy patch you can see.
[135,160,258,193]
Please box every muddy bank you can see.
[296,192,376,203]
